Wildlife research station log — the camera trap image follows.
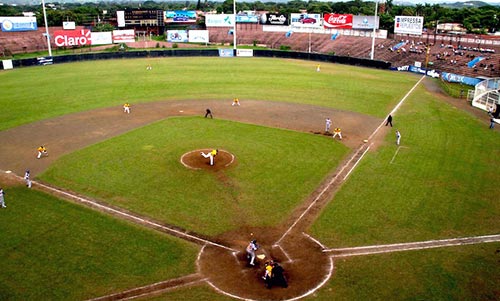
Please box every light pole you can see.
[41,0,52,57]
[233,0,237,52]
[370,0,379,60]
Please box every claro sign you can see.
[323,14,353,29]
[54,29,92,47]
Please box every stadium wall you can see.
[1,49,391,70]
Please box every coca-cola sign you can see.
[323,13,353,29]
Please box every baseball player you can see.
[204,108,213,118]
[24,169,32,188]
[325,118,332,132]
[332,128,342,140]
[123,102,131,114]
[316,64,321,72]
[37,146,48,159]
[201,149,218,166]
[0,188,5,208]
[396,130,401,145]
[246,240,259,266]
[232,98,240,106]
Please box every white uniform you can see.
[246,241,258,266]
[24,170,32,188]
[201,149,218,166]
[396,130,401,145]
[0,188,5,208]
[325,118,332,132]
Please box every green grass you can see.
[308,243,500,301]
[39,117,349,236]
[0,57,419,131]
[310,85,500,247]
[0,185,199,300]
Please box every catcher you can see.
[201,149,218,166]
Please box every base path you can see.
[0,99,380,176]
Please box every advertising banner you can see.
[165,11,197,23]
[236,49,253,57]
[54,29,92,47]
[290,13,321,27]
[235,14,259,23]
[218,49,234,57]
[113,29,135,43]
[0,16,37,32]
[2,59,13,70]
[394,16,424,35]
[205,14,234,27]
[188,30,209,43]
[91,32,112,45]
[167,30,188,42]
[117,11,125,27]
[63,21,76,30]
[261,13,288,25]
[323,14,352,29]
[352,15,379,30]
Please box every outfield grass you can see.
[310,85,500,247]
[39,117,350,236]
[309,243,500,301]
[0,185,199,300]
[0,57,419,131]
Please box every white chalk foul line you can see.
[35,181,236,252]
[324,234,500,258]
[274,144,369,245]
[272,243,293,263]
[87,274,206,301]
[302,232,327,250]
[342,143,371,181]
[368,75,425,142]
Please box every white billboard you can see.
[91,32,112,45]
[117,11,125,27]
[205,14,234,27]
[63,21,75,30]
[290,13,321,27]
[188,30,209,43]
[394,16,424,35]
[113,29,135,43]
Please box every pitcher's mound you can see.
[180,149,235,171]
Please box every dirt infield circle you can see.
[180,149,235,171]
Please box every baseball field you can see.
[0,57,499,300]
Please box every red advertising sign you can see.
[323,14,353,29]
[54,29,91,47]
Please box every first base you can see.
[363,139,368,143]
[5,170,12,173]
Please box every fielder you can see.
[37,146,48,159]
[24,169,32,188]
[0,188,5,208]
[332,128,342,140]
[325,118,332,132]
[123,102,131,114]
[201,149,218,166]
[232,98,240,106]
[396,130,401,145]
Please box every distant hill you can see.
[394,1,499,7]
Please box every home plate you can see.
[257,254,266,260]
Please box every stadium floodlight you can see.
[370,0,378,60]
[41,0,52,57]
[233,0,237,52]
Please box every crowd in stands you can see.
[2,26,500,78]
